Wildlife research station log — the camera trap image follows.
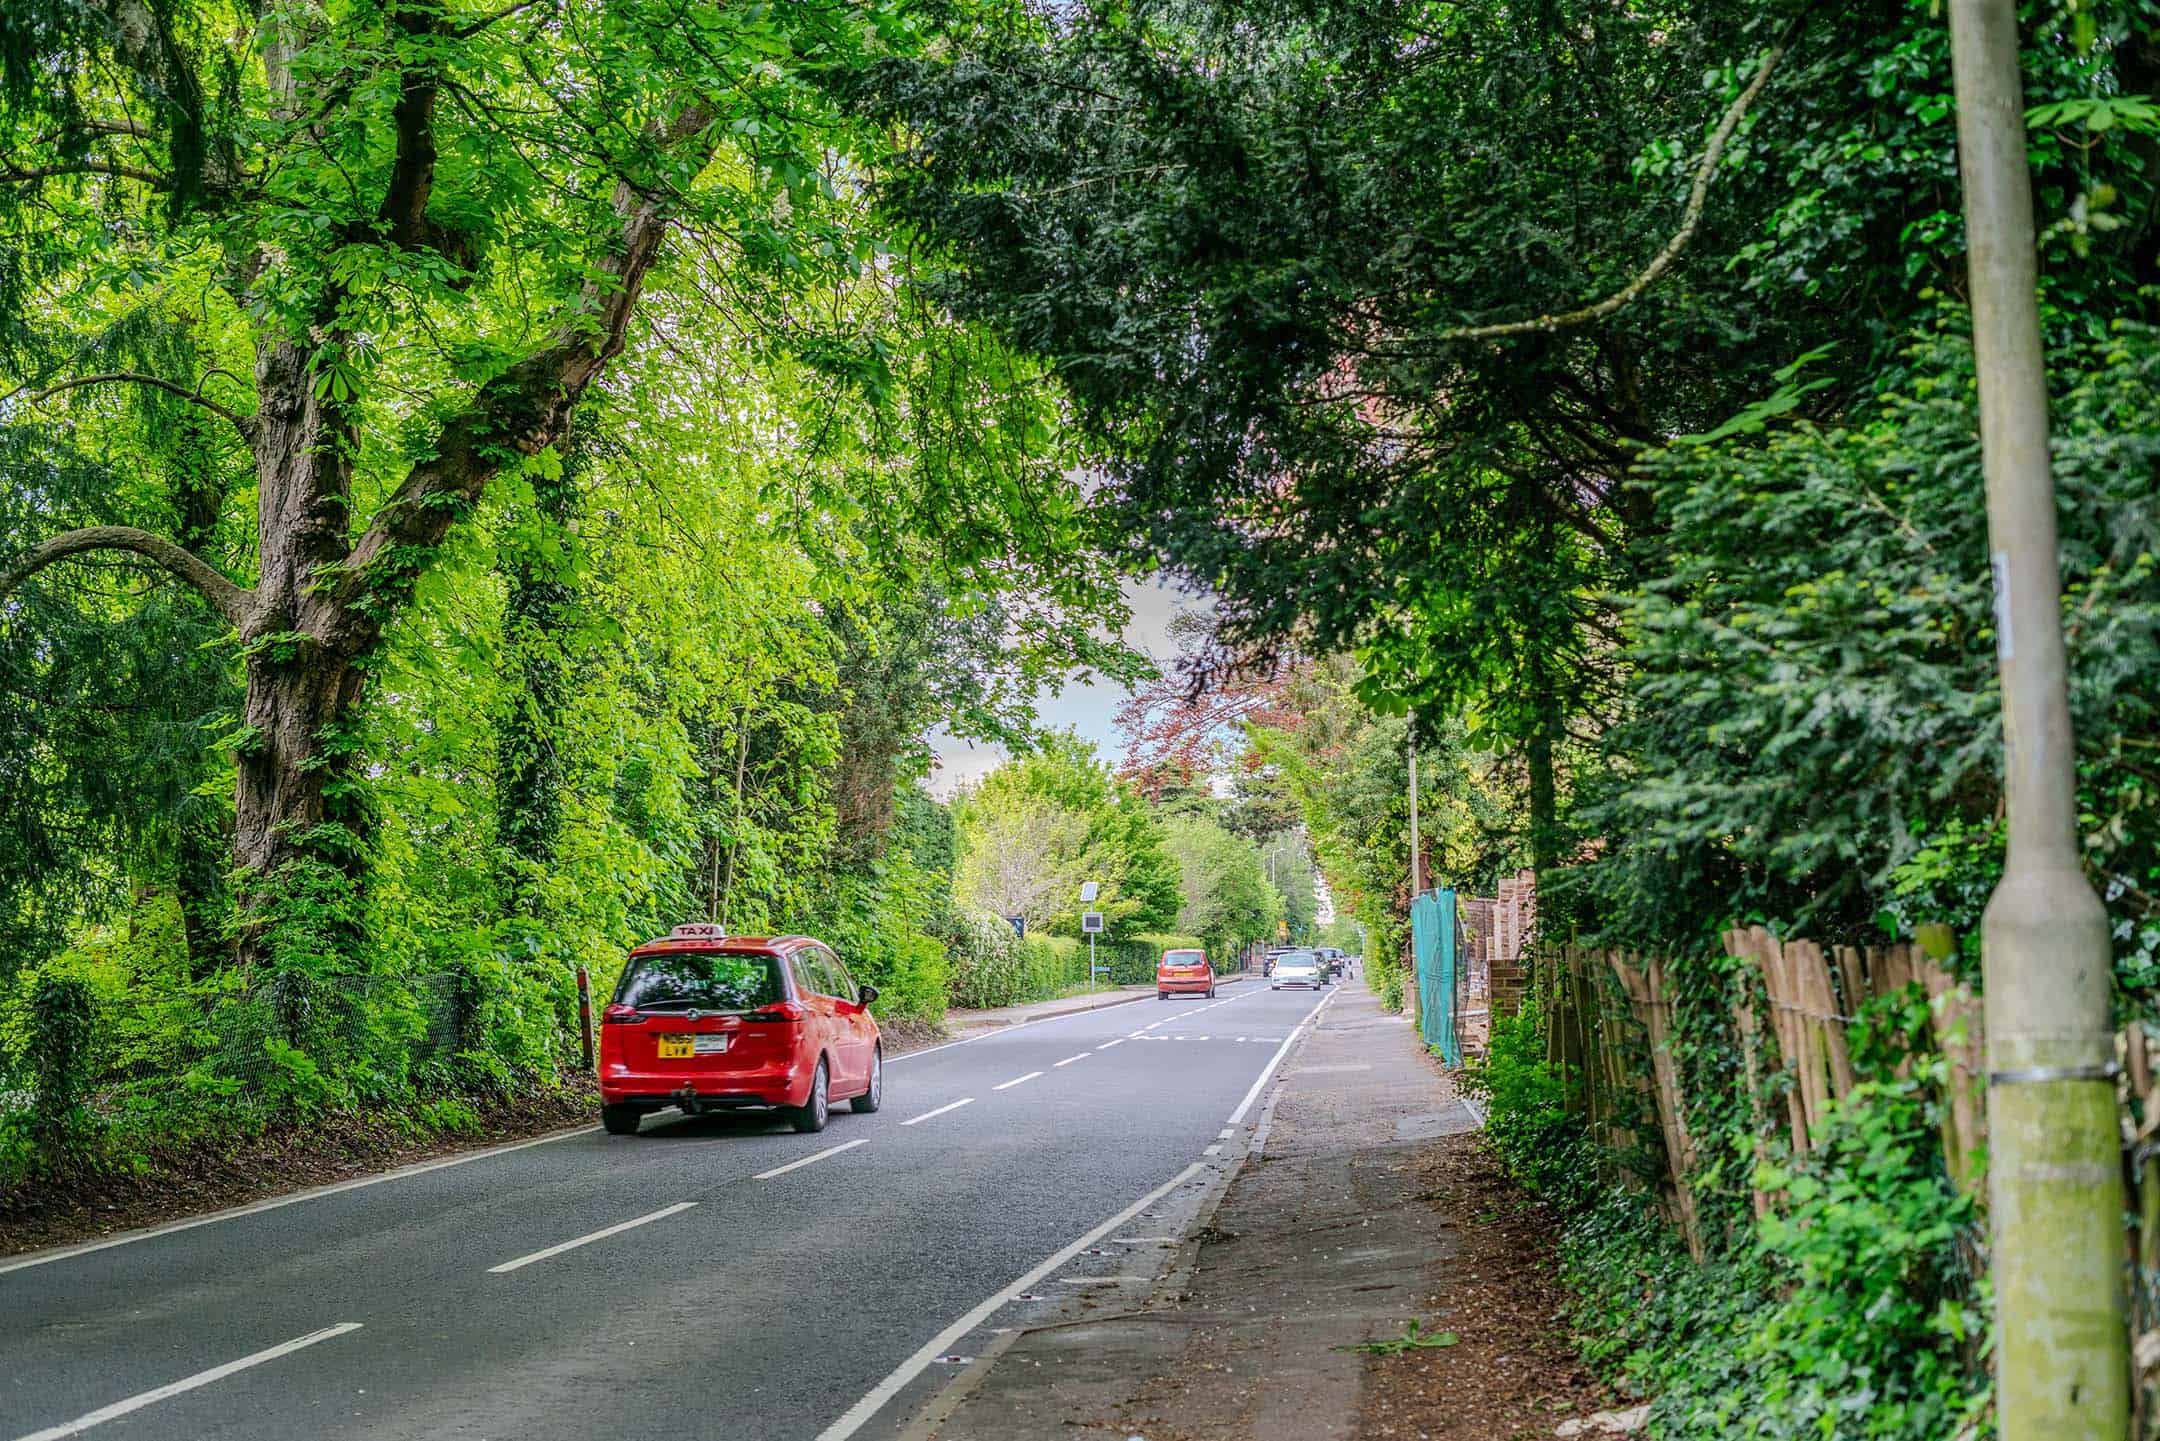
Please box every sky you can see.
[926,575,1207,797]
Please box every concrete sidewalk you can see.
[912,981,1480,1441]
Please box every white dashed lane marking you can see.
[10,1324,365,1441]
[488,1202,697,1274]
[754,1140,869,1182]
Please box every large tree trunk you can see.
[231,639,368,967]
[229,341,370,969]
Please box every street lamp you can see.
[1948,3,2127,1432]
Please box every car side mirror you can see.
[858,984,879,1008]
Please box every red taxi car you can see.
[599,926,881,1136]
[1156,946,1217,999]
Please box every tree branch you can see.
[16,371,258,444]
[372,5,450,252]
[0,525,254,625]
[331,102,718,637]
[3,158,170,188]
[1433,42,1789,344]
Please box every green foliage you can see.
[943,913,1086,1009]
[25,972,96,1150]
[953,733,1183,934]
[1162,815,1282,957]
[1581,319,2160,985]
[1244,659,1525,1012]
[1340,1320,1459,1355]
[1480,969,1991,1440]
[1089,932,1212,986]
[1459,1009,1597,1207]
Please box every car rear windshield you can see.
[1163,950,1206,965]
[615,950,785,1012]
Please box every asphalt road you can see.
[1,980,1336,1441]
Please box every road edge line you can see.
[0,1124,599,1278]
[812,1161,1210,1441]
[884,985,1345,1441]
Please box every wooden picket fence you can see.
[1535,926,2160,1435]
[1537,927,1984,1260]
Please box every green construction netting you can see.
[1412,887,1461,1065]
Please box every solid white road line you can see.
[992,1071,1043,1092]
[10,1322,364,1441]
[813,1162,1208,1441]
[1226,989,1336,1126]
[1053,1053,1091,1067]
[0,1126,597,1278]
[488,1201,698,1274]
[901,1098,975,1127]
[753,1139,870,1182]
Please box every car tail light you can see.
[601,1004,646,1025]
[744,1001,806,1023]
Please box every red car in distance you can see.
[599,927,882,1136]
[1156,947,1217,999]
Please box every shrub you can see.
[945,914,1090,1008]
[1089,931,1210,985]
[1544,988,1990,1441]
[1460,1007,1596,1206]
[26,972,96,1149]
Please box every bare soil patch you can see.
[1356,1130,1615,1441]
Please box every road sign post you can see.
[1081,908,1105,989]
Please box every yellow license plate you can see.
[657,1034,694,1059]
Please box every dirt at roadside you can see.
[0,1079,599,1258]
[1355,1130,1615,1441]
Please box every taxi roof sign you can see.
[670,923,725,938]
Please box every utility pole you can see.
[1406,708,1423,1026]
[1947,4,2127,1434]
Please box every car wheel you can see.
[790,1058,831,1134]
[601,1104,642,1136]
[851,1046,883,1114]
[1158,991,1169,1000]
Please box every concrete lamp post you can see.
[1947,2,2129,1433]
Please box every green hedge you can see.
[945,915,1089,1008]
[1087,931,1212,985]
[943,923,1222,1002]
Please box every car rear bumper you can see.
[1157,975,1213,992]
[600,1058,808,1109]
